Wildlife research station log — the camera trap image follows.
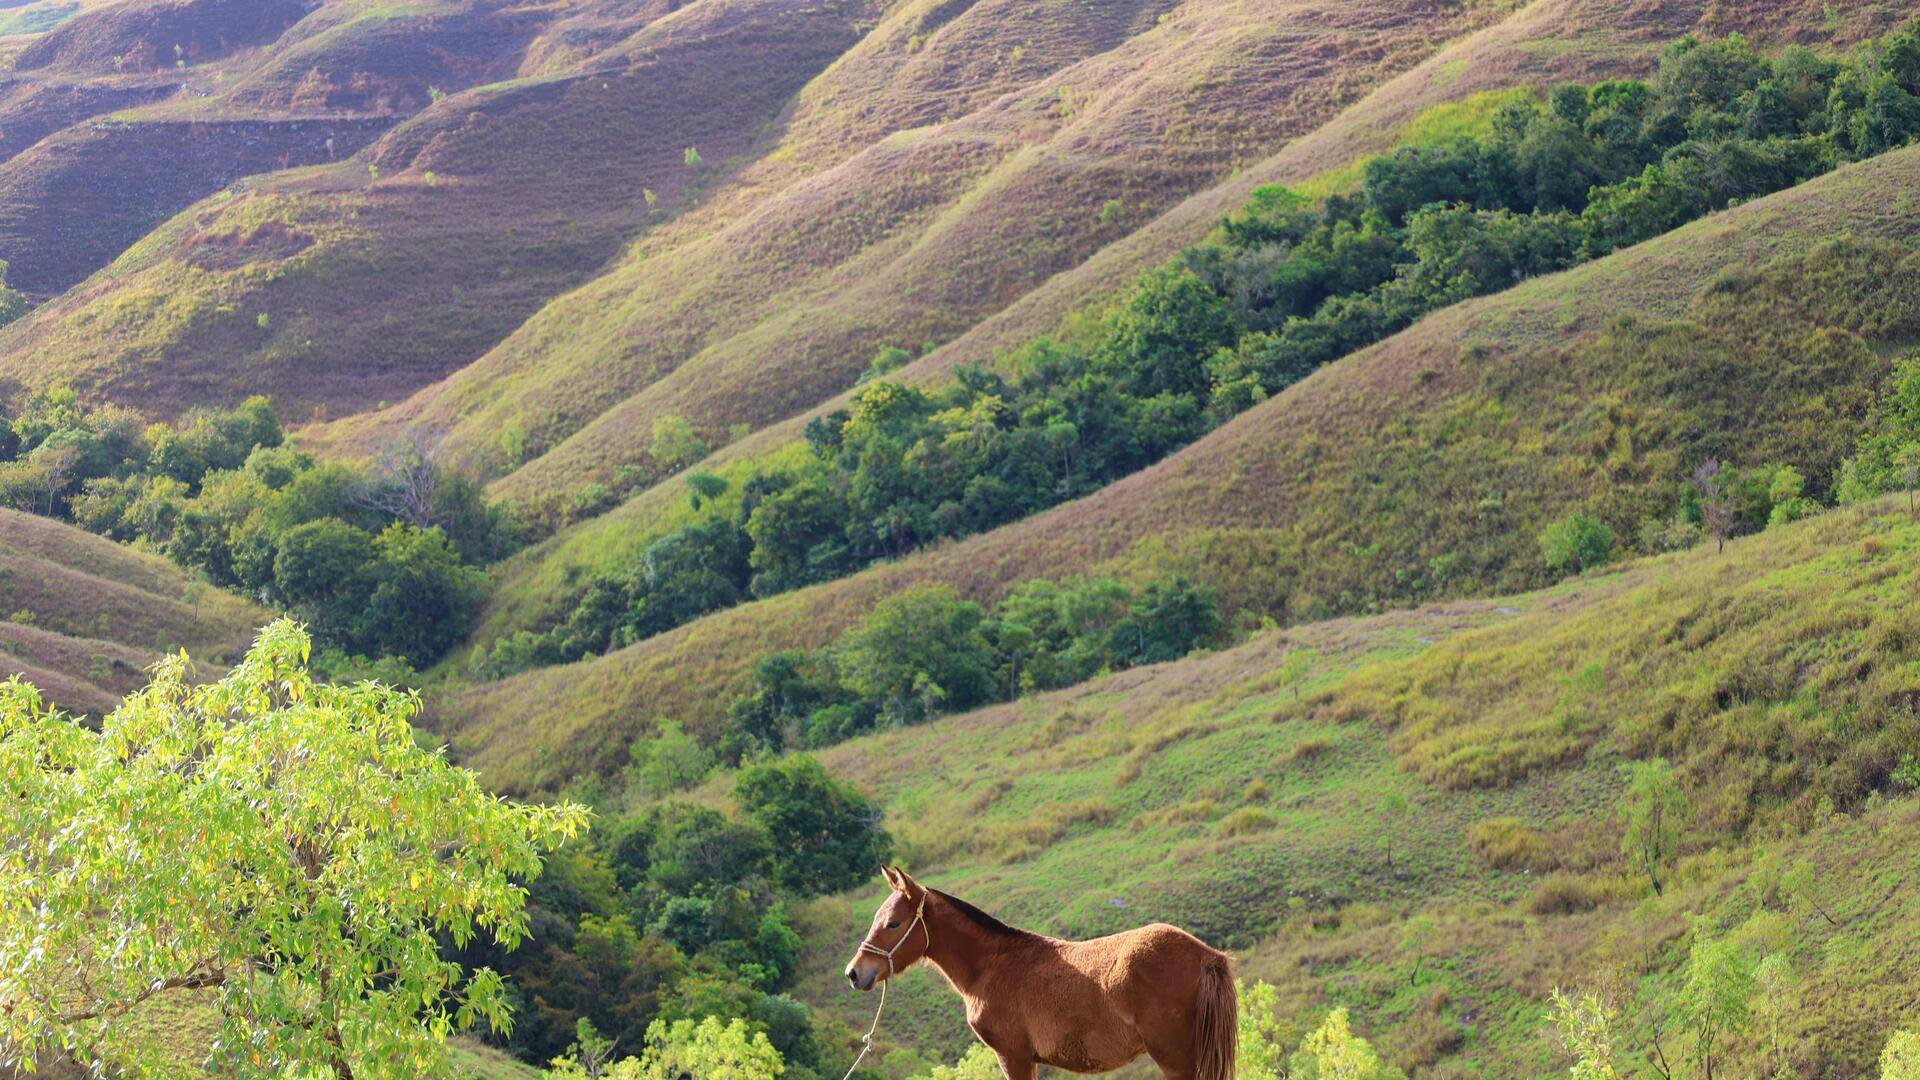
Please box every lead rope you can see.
[841,900,928,1080]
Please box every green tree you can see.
[650,414,708,472]
[550,1018,620,1079]
[625,720,715,798]
[1883,1030,1920,1080]
[685,470,729,510]
[272,517,375,610]
[830,584,996,726]
[1675,921,1759,1080]
[1619,758,1686,895]
[1547,989,1621,1080]
[0,621,588,1076]
[732,755,891,896]
[1097,266,1239,402]
[1540,512,1615,574]
[915,1043,1003,1079]
[1105,575,1220,667]
[357,523,487,663]
[639,804,773,897]
[1289,1008,1404,1080]
[637,1015,782,1079]
[1762,464,1815,527]
[1400,915,1436,986]
[1236,980,1301,1080]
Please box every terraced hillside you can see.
[0,508,266,714]
[443,142,1920,794]
[784,497,1920,1077]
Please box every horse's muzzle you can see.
[846,963,878,992]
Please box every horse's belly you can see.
[1033,1019,1143,1073]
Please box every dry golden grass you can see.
[329,0,1510,506]
[0,509,267,713]
[0,0,866,418]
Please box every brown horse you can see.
[845,866,1236,1079]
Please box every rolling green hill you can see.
[783,496,1920,1076]
[441,140,1920,795]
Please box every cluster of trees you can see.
[1837,353,1920,509]
[0,389,517,667]
[459,754,892,1075]
[492,22,1920,685]
[1194,24,1920,406]
[477,314,1241,679]
[722,578,1219,760]
[543,1015,786,1079]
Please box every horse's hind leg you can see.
[1146,1048,1195,1080]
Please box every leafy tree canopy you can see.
[0,621,588,1077]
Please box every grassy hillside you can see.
[458,0,1907,672]
[0,508,266,713]
[781,497,1920,1076]
[368,0,1904,518]
[441,141,1920,794]
[0,0,858,417]
[314,0,1510,507]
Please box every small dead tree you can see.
[1694,459,1735,553]
[357,430,444,529]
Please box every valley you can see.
[2,1,1920,1077]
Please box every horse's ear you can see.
[894,867,925,901]
[880,865,901,891]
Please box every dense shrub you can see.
[720,575,1219,759]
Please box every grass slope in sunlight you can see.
[788,499,1920,1077]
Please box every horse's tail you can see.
[1194,953,1237,1080]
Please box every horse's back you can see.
[1060,922,1227,998]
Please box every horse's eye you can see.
[886,921,900,929]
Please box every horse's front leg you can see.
[993,1050,1038,1080]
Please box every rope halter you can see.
[857,896,929,974]
[841,897,929,1080]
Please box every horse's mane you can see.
[931,889,1026,938]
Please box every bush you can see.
[1215,807,1279,837]
[733,755,892,896]
[1528,872,1607,915]
[1540,513,1615,574]
[1468,817,1551,871]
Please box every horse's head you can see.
[845,865,931,992]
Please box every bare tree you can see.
[1693,459,1735,553]
[356,430,444,529]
